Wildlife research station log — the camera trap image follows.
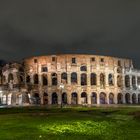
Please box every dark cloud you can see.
[0,0,140,67]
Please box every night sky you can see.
[0,0,140,67]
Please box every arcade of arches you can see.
[1,92,139,105]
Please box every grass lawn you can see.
[0,106,140,140]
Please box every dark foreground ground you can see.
[0,106,140,140]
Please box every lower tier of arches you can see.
[0,92,140,106]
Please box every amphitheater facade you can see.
[0,54,140,106]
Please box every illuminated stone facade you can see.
[0,54,140,106]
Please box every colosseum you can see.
[0,54,140,106]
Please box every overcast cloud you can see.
[0,0,140,67]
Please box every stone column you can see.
[77,73,81,86]
[67,73,71,85]
[58,92,61,105]
[67,92,71,105]
[48,93,52,105]
[57,73,61,85]
[114,93,118,104]
[87,93,91,105]
[123,93,126,104]
[87,73,90,86]
[106,93,109,104]
[129,75,132,90]
[97,92,100,104]
[78,93,81,104]
[48,73,51,86]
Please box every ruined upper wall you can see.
[23,54,133,68]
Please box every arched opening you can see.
[26,75,30,83]
[43,92,48,105]
[52,92,58,104]
[71,92,78,105]
[132,76,136,89]
[117,93,123,104]
[109,93,114,104]
[100,92,106,104]
[51,73,57,86]
[23,93,30,104]
[117,75,122,87]
[71,72,77,84]
[100,73,105,88]
[138,94,140,104]
[2,75,6,84]
[2,95,6,104]
[125,75,130,88]
[42,74,48,85]
[81,73,87,85]
[20,75,24,83]
[8,73,14,83]
[91,92,97,104]
[91,73,97,85]
[62,92,67,104]
[34,74,39,84]
[32,93,40,104]
[132,93,137,104]
[81,92,87,104]
[137,77,140,87]
[61,73,67,84]
[125,93,130,104]
[16,94,22,105]
[80,66,87,71]
[108,74,114,86]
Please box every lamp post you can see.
[59,83,64,108]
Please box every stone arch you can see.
[125,93,130,104]
[26,75,31,83]
[71,72,77,84]
[80,66,87,71]
[125,75,130,88]
[108,74,114,86]
[62,92,67,104]
[61,73,67,84]
[91,73,97,85]
[81,92,87,104]
[132,93,137,104]
[117,93,123,104]
[19,75,24,83]
[33,74,39,84]
[2,95,6,104]
[109,93,114,104]
[100,92,106,104]
[71,92,78,105]
[52,92,58,104]
[132,76,136,89]
[22,92,30,104]
[42,74,48,85]
[8,73,14,83]
[138,94,140,104]
[100,73,105,88]
[81,73,87,85]
[91,92,97,104]
[32,93,40,104]
[2,75,6,84]
[16,94,22,105]
[51,73,57,86]
[43,92,48,105]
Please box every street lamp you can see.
[59,83,65,108]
